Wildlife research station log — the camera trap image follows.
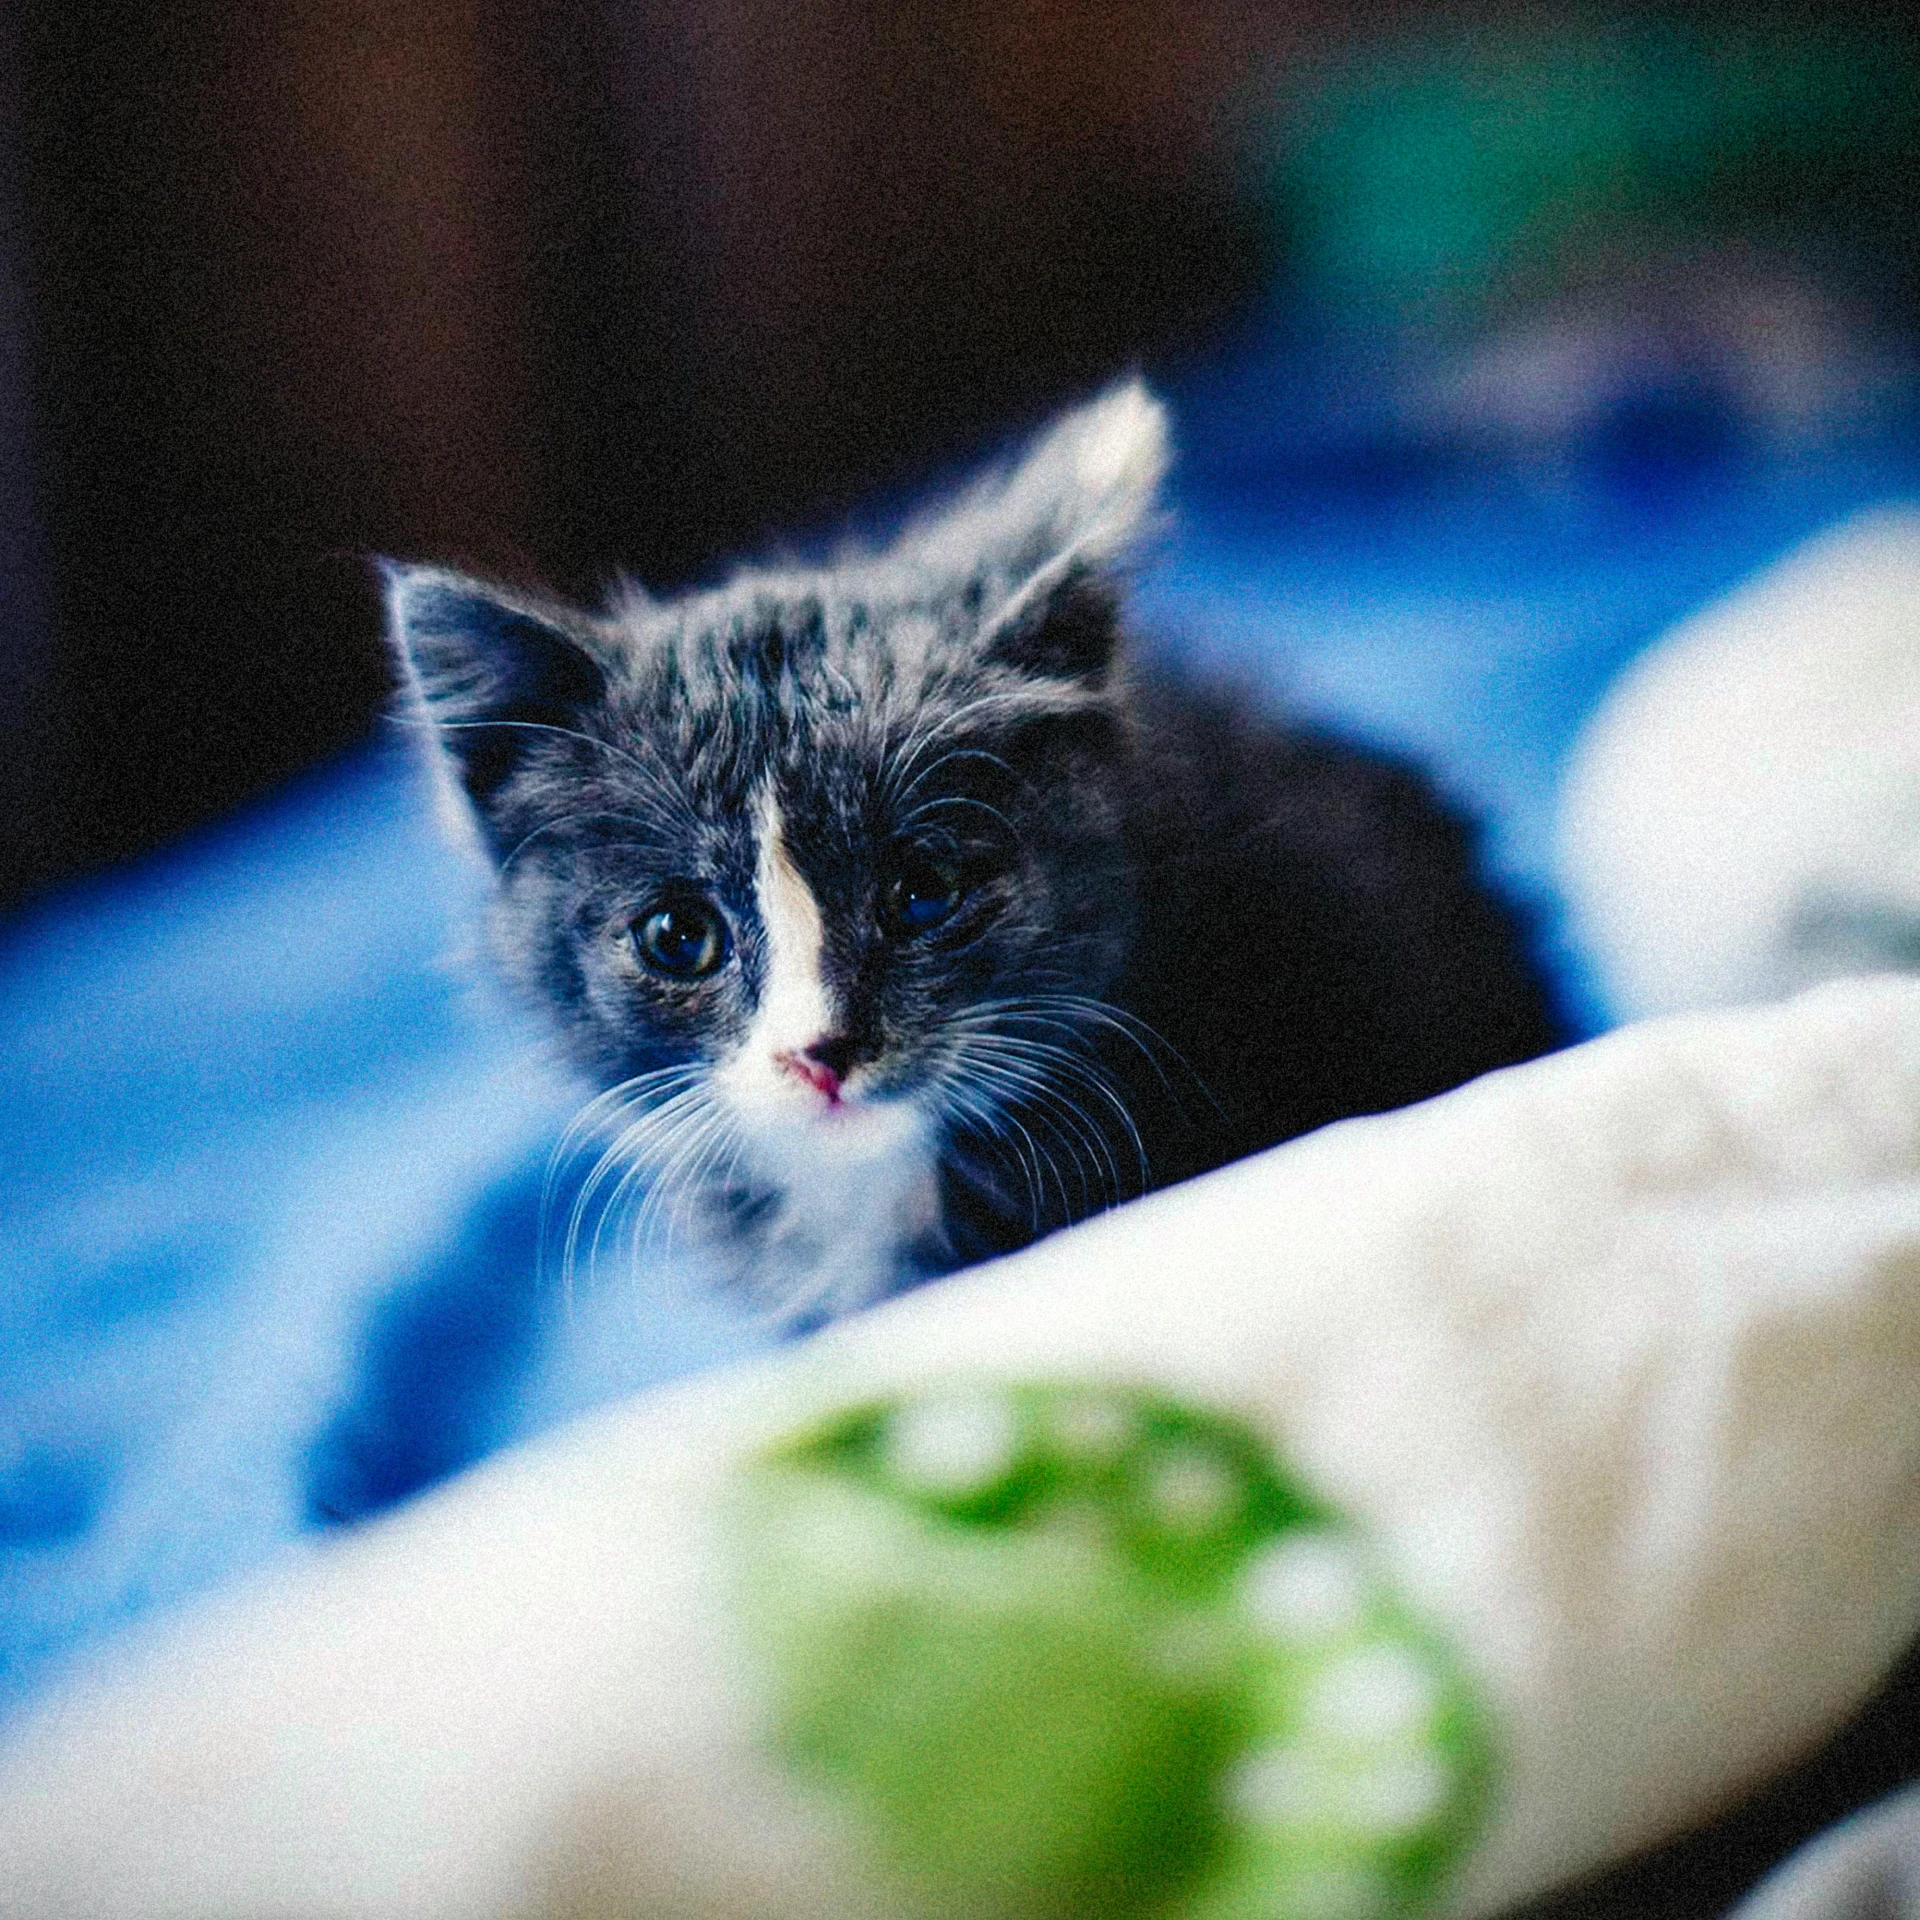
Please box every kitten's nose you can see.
[778,1033,860,1103]
[805,1034,860,1081]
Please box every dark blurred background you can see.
[2,0,1917,911]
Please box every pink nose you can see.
[776,1037,856,1104]
[782,1051,842,1102]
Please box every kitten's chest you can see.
[727,1115,943,1317]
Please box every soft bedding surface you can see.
[4,976,1920,1919]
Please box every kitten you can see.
[387,383,1561,1322]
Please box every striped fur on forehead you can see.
[585,583,1123,839]
[603,575,1115,706]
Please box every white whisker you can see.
[879,684,1077,810]
[894,792,1017,839]
[936,1075,1049,1231]
[615,1102,739,1274]
[554,1076,713,1298]
[887,742,1018,815]
[540,1066,706,1308]
[953,989,1218,1120]
[959,1032,1149,1189]
[961,1053,1117,1214]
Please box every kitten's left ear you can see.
[383,562,609,851]
[906,379,1169,682]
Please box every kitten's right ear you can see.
[899,380,1169,685]
[383,563,607,843]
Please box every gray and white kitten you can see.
[388,384,1560,1322]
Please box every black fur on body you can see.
[388,383,1562,1321]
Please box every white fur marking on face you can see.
[749,789,833,1067]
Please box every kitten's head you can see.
[387,382,1167,1279]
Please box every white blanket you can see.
[4,976,1920,1920]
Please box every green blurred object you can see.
[1254,19,1920,324]
[738,1382,1492,1920]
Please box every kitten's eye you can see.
[882,848,965,936]
[631,897,730,978]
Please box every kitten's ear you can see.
[905,379,1169,681]
[383,563,608,842]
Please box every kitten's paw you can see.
[736,1381,1492,1919]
